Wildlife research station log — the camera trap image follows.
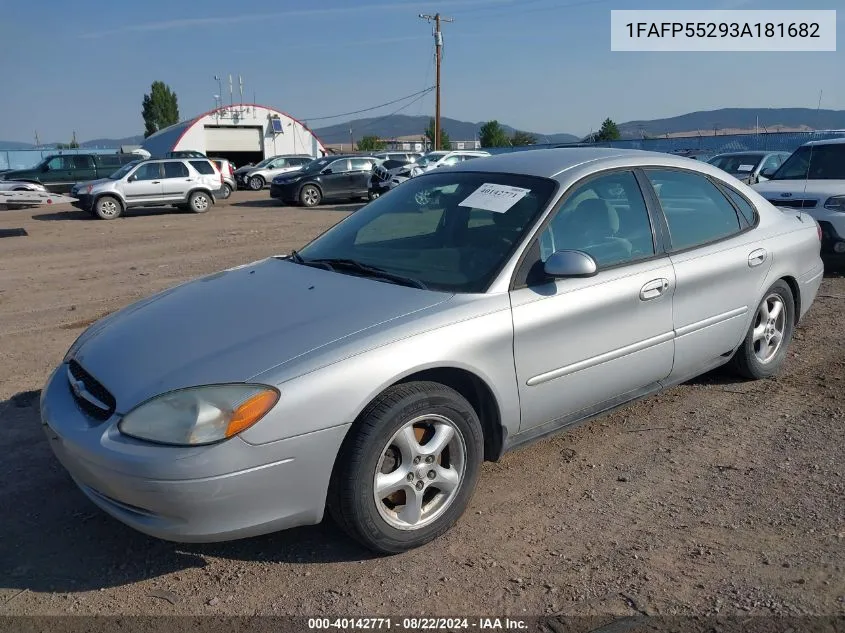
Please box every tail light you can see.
[817,221,823,242]
[228,163,234,176]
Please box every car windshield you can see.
[109,161,139,179]
[301,157,333,174]
[253,157,276,169]
[295,171,557,293]
[708,154,764,174]
[769,144,845,180]
[416,152,448,168]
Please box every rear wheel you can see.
[729,280,795,379]
[188,191,211,214]
[94,196,122,220]
[300,185,322,207]
[248,175,265,191]
[328,381,483,554]
[220,183,232,199]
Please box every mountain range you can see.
[3,108,844,149]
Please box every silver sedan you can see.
[41,148,824,553]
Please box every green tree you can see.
[357,135,386,151]
[479,120,510,148]
[595,118,621,142]
[142,81,180,138]
[425,118,451,150]
[510,130,537,146]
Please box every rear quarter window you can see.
[189,160,216,175]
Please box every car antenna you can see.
[803,89,824,198]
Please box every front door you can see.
[122,162,163,203]
[42,155,75,193]
[510,170,675,433]
[641,168,773,382]
[320,159,352,198]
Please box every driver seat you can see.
[558,198,632,266]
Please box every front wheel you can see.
[729,280,795,379]
[299,185,322,207]
[248,175,265,191]
[94,196,122,220]
[328,381,483,554]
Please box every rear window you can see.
[189,160,216,175]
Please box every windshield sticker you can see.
[458,183,531,213]
[737,164,755,172]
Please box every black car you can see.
[270,155,377,207]
[368,158,412,199]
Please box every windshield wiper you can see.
[289,249,304,264]
[302,258,428,290]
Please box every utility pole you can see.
[350,127,354,152]
[419,12,453,151]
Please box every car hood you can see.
[752,179,845,200]
[70,257,452,412]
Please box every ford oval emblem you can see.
[781,192,793,197]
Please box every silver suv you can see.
[240,155,314,190]
[71,158,225,220]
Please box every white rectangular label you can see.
[459,183,531,213]
[737,164,755,172]
[611,10,836,51]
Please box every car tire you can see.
[220,183,232,199]
[188,191,211,214]
[729,280,795,380]
[299,185,322,207]
[94,196,122,220]
[248,175,265,191]
[327,381,484,554]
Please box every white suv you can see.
[752,138,845,260]
[71,158,225,220]
[411,150,491,175]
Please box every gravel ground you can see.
[1,191,843,621]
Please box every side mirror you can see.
[322,168,333,174]
[759,168,776,179]
[128,174,137,182]
[42,164,50,172]
[543,250,598,278]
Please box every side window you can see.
[327,159,349,173]
[722,186,757,226]
[441,155,461,166]
[71,156,94,169]
[350,158,373,171]
[270,158,287,168]
[47,156,71,170]
[539,171,655,267]
[163,161,189,179]
[646,169,741,251]
[760,155,781,172]
[189,160,215,175]
[132,163,161,181]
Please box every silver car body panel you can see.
[42,147,824,542]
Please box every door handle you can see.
[640,278,670,301]
[748,248,767,267]
[151,180,160,184]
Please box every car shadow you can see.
[231,199,365,212]
[31,207,181,221]
[0,389,378,594]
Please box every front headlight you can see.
[823,196,845,212]
[118,384,279,446]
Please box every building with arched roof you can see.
[141,104,325,166]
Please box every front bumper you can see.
[270,183,298,202]
[72,194,94,211]
[40,363,349,542]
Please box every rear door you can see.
[349,158,376,195]
[641,168,773,382]
[122,162,163,203]
[160,161,191,201]
[70,155,97,185]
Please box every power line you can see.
[451,0,611,20]
[320,89,435,142]
[301,86,435,122]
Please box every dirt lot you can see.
[1,190,843,621]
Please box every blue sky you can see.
[0,0,841,143]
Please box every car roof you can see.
[803,137,845,147]
[445,147,747,183]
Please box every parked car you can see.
[411,150,491,175]
[0,153,139,193]
[70,157,225,219]
[371,151,423,165]
[42,148,823,553]
[270,155,378,206]
[368,158,414,199]
[240,155,313,191]
[708,151,791,185]
[210,158,236,199]
[752,138,845,263]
